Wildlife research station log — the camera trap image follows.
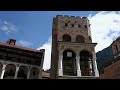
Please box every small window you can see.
[65,23,68,27]
[71,24,74,27]
[67,52,72,57]
[78,24,81,28]
[85,25,87,28]
[89,36,91,41]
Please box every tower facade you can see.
[50,15,99,79]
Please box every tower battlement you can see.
[53,15,90,33]
[55,15,88,22]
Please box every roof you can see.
[0,41,40,52]
[116,36,120,40]
[111,36,120,46]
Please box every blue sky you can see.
[0,11,98,48]
[1,11,120,70]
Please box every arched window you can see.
[3,64,16,79]
[29,67,39,79]
[76,35,85,43]
[17,66,28,79]
[63,34,71,42]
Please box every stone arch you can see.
[29,67,39,79]
[79,50,94,76]
[17,66,28,79]
[62,34,71,42]
[80,49,93,57]
[76,35,85,43]
[63,49,77,76]
[62,48,77,55]
[3,64,16,79]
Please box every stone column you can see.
[27,67,31,79]
[88,60,93,76]
[0,64,6,79]
[14,66,19,79]
[58,52,63,76]
[76,55,81,76]
[93,57,99,77]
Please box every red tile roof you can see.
[0,41,39,52]
[99,59,120,79]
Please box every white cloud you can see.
[37,36,52,71]
[4,21,8,24]
[88,11,120,52]
[17,40,33,47]
[0,20,17,34]
[38,11,120,70]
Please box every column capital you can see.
[59,51,63,55]
[2,62,7,66]
[76,52,80,57]
[16,64,20,67]
[16,66,19,71]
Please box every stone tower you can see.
[50,15,99,79]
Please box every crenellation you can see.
[70,16,76,19]
[82,17,88,19]
[76,16,82,19]
[56,15,63,19]
[55,15,89,25]
[64,15,69,18]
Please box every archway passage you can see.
[17,66,28,79]
[3,64,16,79]
[29,67,39,79]
[80,51,94,76]
[63,49,77,76]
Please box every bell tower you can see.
[50,15,99,79]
